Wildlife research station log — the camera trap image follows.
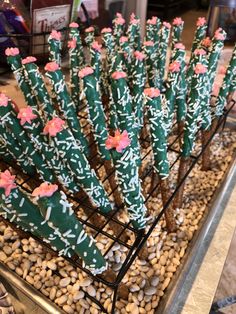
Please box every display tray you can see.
[0,113,235,314]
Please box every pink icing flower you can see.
[85,26,95,33]
[144,88,160,98]
[0,93,9,107]
[201,37,212,47]
[114,17,125,25]
[22,56,37,64]
[78,67,94,78]
[68,38,77,49]
[143,41,154,47]
[91,41,102,52]
[116,12,122,18]
[50,30,61,41]
[147,16,157,25]
[44,61,59,72]
[214,28,226,40]
[130,13,140,25]
[0,170,16,196]
[194,48,206,55]
[174,43,185,50]
[173,17,183,26]
[169,61,181,72]
[196,17,206,27]
[69,22,78,28]
[218,65,227,75]
[43,117,65,136]
[105,130,131,153]
[194,63,207,74]
[32,182,58,198]
[111,71,127,80]
[17,107,37,125]
[120,36,128,43]
[163,22,171,29]
[101,27,112,33]
[5,47,19,56]
[134,51,145,60]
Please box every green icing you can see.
[45,69,89,155]
[0,187,74,257]
[145,95,170,179]
[82,73,111,160]
[6,55,38,110]
[37,190,107,274]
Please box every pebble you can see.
[49,287,57,300]
[47,261,57,271]
[150,276,159,287]
[159,255,166,266]
[80,278,92,287]
[60,277,71,288]
[87,285,96,297]
[63,305,74,314]
[73,291,84,301]
[144,286,157,296]
[56,295,68,305]
[0,251,7,262]
[126,303,139,314]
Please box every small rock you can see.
[47,261,57,271]
[0,252,7,262]
[130,284,140,292]
[150,276,159,287]
[80,278,92,287]
[49,287,57,300]
[87,285,96,297]
[56,295,68,305]
[73,290,84,301]
[126,303,139,314]
[3,246,12,255]
[159,255,166,266]
[59,277,71,288]
[63,305,74,314]
[144,286,157,296]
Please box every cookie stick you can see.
[171,17,184,51]
[144,88,177,232]
[132,51,146,132]
[90,41,102,84]
[22,57,55,121]
[212,44,236,126]
[127,14,141,51]
[110,71,141,165]
[69,22,85,66]
[143,41,158,87]
[201,29,226,170]
[106,130,147,230]
[174,62,208,209]
[43,117,113,214]
[0,138,13,164]
[119,36,133,82]
[17,106,80,194]
[48,30,62,66]
[5,48,38,110]
[163,61,181,136]
[44,61,89,155]
[0,95,55,182]
[0,130,35,176]
[84,26,95,48]
[33,183,107,275]
[113,15,125,46]
[157,22,171,90]
[0,170,74,257]
[68,38,81,110]
[191,17,207,57]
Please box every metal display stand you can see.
[0,101,235,314]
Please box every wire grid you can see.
[0,101,234,313]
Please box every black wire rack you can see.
[0,100,235,314]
